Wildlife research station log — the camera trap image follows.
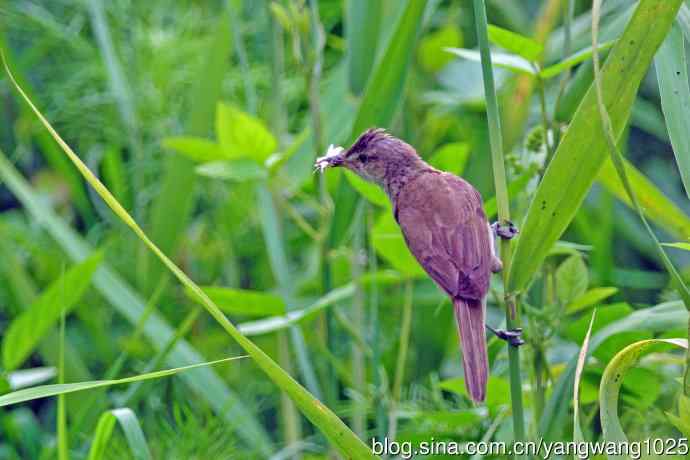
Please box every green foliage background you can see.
[2,0,690,458]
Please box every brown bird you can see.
[316,128,517,402]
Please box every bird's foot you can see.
[487,325,525,347]
[492,221,519,240]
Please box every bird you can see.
[315,128,517,402]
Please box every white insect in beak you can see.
[314,144,345,173]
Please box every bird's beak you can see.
[314,144,346,173]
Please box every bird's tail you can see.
[453,297,488,402]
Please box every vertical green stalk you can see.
[351,203,366,437]
[387,280,413,442]
[229,0,258,115]
[472,0,527,454]
[58,308,68,460]
[266,5,301,450]
[368,205,386,440]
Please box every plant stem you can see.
[351,203,366,437]
[387,280,413,442]
[472,0,527,454]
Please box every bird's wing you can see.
[396,172,492,300]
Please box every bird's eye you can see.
[358,154,368,163]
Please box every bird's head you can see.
[315,128,422,186]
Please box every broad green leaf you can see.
[2,57,377,458]
[428,142,470,176]
[0,357,245,407]
[574,311,596,444]
[445,47,535,75]
[195,160,268,182]
[162,136,225,163]
[655,24,690,199]
[487,24,542,61]
[346,0,382,94]
[555,254,588,305]
[215,103,277,162]
[349,0,429,139]
[664,242,690,251]
[567,287,618,314]
[508,0,683,293]
[3,252,103,371]
[189,287,285,317]
[600,338,687,456]
[539,40,615,79]
[418,24,463,72]
[88,408,151,460]
[371,212,425,278]
[440,376,510,410]
[597,158,690,241]
[344,169,389,207]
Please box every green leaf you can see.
[215,103,277,163]
[346,0,382,94]
[195,160,268,182]
[0,357,245,407]
[508,0,683,293]
[539,40,615,79]
[663,242,690,251]
[88,408,151,460]
[600,338,687,454]
[566,287,618,314]
[238,283,356,336]
[555,254,588,305]
[418,24,463,73]
[371,212,425,278]
[597,158,690,241]
[655,24,690,199]
[162,136,225,163]
[440,376,510,410]
[2,252,103,371]
[428,142,470,176]
[344,169,389,207]
[349,0,429,138]
[189,287,286,317]
[445,47,535,75]
[487,24,542,61]
[574,311,596,444]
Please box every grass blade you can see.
[655,24,690,199]
[0,357,245,407]
[1,56,377,459]
[573,311,596,443]
[507,0,683,293]
[87,408,151,460]
[2,252,102,371]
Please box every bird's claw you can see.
[487,326,525,347]
[492,221,519,240]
